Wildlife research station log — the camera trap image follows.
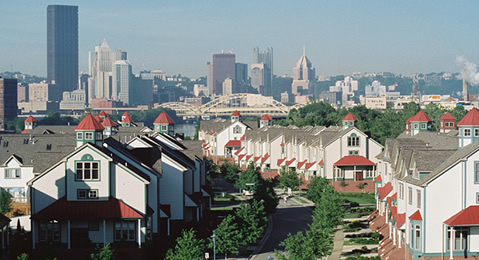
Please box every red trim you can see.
[225,140,242,147]
[343,112,358,121]
[240,135,245,141]
[75,113,105,131]
[440,112,456,120]
[260,114,273,121]
[458,108,479,126]
[318,159,324,165]
[374,175,382,181]
[396,213,406,228]
[277,158,286,166]
[261,153,270,164]
[297,160,307,169]
[409,210,423,221]
[408,110,433,123]
[254,156,261,162]
[246,154,253,161]
[239,154,246,160]
[154,111,175,124]
[334,156,375,166]
[234,147,244,155]
[305,162,316,170]
[24,115,37,122]
[444,205,479,225]
[231,110,241,116]
[378,182,393,200]
[285,158,296,166]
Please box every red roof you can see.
[444,205,479,226]
[231,110,241,116]
[234,147,244,155]
[458,108,479,126]
[318,159,324,165]
[391,206,397,220]
[261,153,270,164]
[305,161,316,170]
[343,112,358,121]
[387,193,397,208]
[32,196,143,220]
[391,193,397,199]
[122,112,134,123]
[225,140,242,147]
[409,210,423,221]
[240,135,245,141]
[297,160,307,169]
[246,154,253,161]
[396,213,406,228]
[378,182,393,200]
[260,114,273,121]
[254,156,261,162]
[408,110,432,122]
[239,154,246,160]
[99,111,108,117]
[277,158,286,166]
[24,115,37,122]
[75,113,105,131]
[285,158,296,166]
[21,129,29,134]
[374,175,382,181]
[334,156,375,166]
[101,116,117,127]
[94,114,102,122]
[440,112,456,121]
[154,111,175,124]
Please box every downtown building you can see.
[371,109,479,259]
[47,5,78,98]
[0,77,18,130]
[210,52,236,95]
[291,50,315,104]
[251,47,273,97]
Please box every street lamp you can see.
[210,233,217,260]
[298,175,301,200]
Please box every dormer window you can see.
[85,132,93,140]
[347,134,360,147]
[233,125,242,134]
[421,123,426,129]
[77,132,83,140]
[161,125,167,131]
[5,168,21,179]
[464,129,471,137]
[76,161,99,180]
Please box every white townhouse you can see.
[373,109,479,259]
[234,113,383,183]
[29,114,160,249]
[199,111,257,157]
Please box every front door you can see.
[356,171,363,181]
[71,228,89,248]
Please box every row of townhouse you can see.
[199,111,383,184]
[372,109,479,259]
[0,111,210,250]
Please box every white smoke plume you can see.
[456,55,479,85]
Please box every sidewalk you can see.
[328,226,344,260]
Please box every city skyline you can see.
[2,0,479,78]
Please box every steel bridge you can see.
[156,94,303,118]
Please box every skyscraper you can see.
[212,52,236,95]
[47,5,78,94]
[112,60,132,105]
[252,47,273,96]
[291,48,315,96]
[0,77,18,129]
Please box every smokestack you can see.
[463,64,469,101]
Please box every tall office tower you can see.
[206,62,213,94]
[235,63,248,84]
[112,60,132,105]
[252,47,273,96]
[95,39,114,99]
[47,5,78,94]
[212,52,236,95]
[291,49,315,95]
[0,77,18,129]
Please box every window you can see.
[475,162,479,184]
[5,169,21,179]
[85,132,93,140]
[77,189,98,199]
[347,134,360,147]
[417,190,421,208]
[76,132,83,140]
[399,183,404,200]
[96,132,102,140]
[413,123,418,129]
[476,192,479,204]
[475,129,479,137]
[46,144,52,150]
[76,162,99,180]
[23,139,28,144]
[421,123,426,129]
[408,187,412,205]
[88,221,99,231]
[115,221,136,241]
[233,125,242,134]
[39,220,60,242]
[348,150,359,156]
[464,128,471,137]
[161,125,167,131]
[415,225,421,250]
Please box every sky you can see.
[1,0,479,78]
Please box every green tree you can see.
[210,215,244,257]
[0,189,12,214]
[306,177,334,204]
[253,177,278,214]
[235,200,267,244]
[166,229,205,260]
[220,162,240,183]
[278,167,301,191]
[312,189,344,230]
[90,243,114,260]
[235,162,260,193]
[205,160,219,186]
[17,253,29,260]
[275,232,315,260]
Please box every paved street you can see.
[252,199,313,260]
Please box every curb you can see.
[249,214,274,259]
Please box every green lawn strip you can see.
[343,238,379,245]
[340,192,376,204]
[210,206,234,211]
[290,195,309,204]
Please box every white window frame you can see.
[76,162,100,180]
[415,225,421,250]
[464,128,471,137]
[5,168,21,179]
[85,132,93,140]
[408,187,412,205]
[115,220,136,241]
[417,190,421,208]
[76,132,83,140]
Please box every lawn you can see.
[340,192,376,205]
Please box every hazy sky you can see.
[1,0,479,78]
